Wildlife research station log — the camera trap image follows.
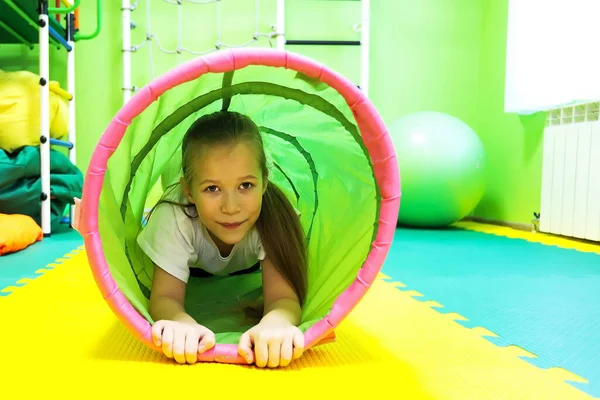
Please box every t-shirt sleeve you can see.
[137,203,197,283]
[252,229,266,261]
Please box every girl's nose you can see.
[221,192,241,215]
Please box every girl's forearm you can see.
[261,297,302,326]
[149,295,197,324]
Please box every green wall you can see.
[0,40,66,81]
[370,0,483,131]
[0,0,546,225]
[19,0,485,171]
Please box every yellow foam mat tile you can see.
[456,221,600,255]
[0,251,596,399]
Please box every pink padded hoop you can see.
[80,48,400,364]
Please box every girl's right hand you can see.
[151,320,216,364]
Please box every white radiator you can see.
[540,103,600,241]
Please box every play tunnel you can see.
[79,48,400,364]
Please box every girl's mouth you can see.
[219,221,245,229]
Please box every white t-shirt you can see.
[137,199,266,283]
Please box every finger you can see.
[254,335,269,368]
[198,329,216,354]
[267,337,282,368]
[151,321,165,346]
[279,335,294,367]
[173,329,187,364]
[185,330,201,364]
[293,331,305,360]
[237,332,254,364]
[162,325,174,359]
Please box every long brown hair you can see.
[147,111,308,305]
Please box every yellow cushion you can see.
[0,213,43,255]
[0,69,69,152]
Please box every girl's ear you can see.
[181,177,195,204]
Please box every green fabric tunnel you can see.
[81,49,400,364]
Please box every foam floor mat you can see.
[0,248,595,399]
[382,222,600,397]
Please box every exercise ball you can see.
[390,111,486,227]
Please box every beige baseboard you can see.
[462,216,600,246]
[461,216,534,232]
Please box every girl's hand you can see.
[152,320,216,364]
[238,320,304,368]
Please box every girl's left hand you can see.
[238,321,304,368]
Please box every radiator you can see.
[539,102,600,241]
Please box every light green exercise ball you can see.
[390,111,486,227]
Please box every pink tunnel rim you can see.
[81,47,401,365]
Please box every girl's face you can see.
[182,140,266,255]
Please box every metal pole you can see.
[39,0,51,236]
[360,0,370,97]
[123,0,132,104]
[276,0,285,50]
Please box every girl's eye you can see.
[240,182,253,190]
[205,185,219,193]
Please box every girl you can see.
[75,111,308,368]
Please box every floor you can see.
[0,222,598,399]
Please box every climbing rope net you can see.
[124,0,279,99]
